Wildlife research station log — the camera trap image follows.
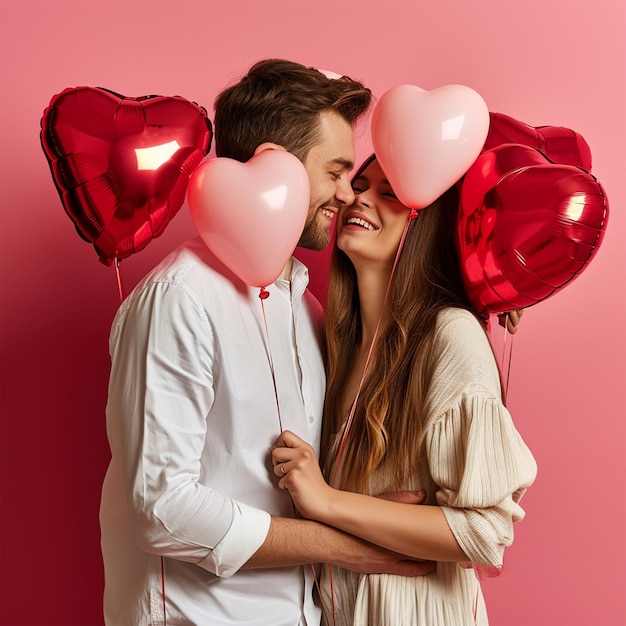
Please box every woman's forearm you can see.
[271,430,467,562]
[322,489,468,562]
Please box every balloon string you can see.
[114,258,167,623]
[501,315,508,381]
[326,565,335,626]
[505,331,514,399]
[258,288,332,622]
[115,259,126,303]
[330,315,380,488]
[312,564,333,626]
[331,209,418,489]
[259,288,284,433]
[473,584,479,625]
[160,556,167,626]
[500,313,514,398]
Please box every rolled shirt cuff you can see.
[197,500,271,578]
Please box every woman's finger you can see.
[277,461,292,475]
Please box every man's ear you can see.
[253,142,287,156]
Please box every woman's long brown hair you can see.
[321,161,489,494]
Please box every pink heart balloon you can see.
[187,150,310,287]
[372,84,490,209]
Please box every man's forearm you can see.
[243,516,349,568]
[243,515,435,577]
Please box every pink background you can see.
[1,1,625,624]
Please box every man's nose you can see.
[336,177,355,206]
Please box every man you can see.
[100,59,430,626]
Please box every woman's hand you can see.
[498,308,524,334]
[271,434,466,562]
[270,430,334,521]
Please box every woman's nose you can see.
[355,190,372,209]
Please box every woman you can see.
[271,155,537,626]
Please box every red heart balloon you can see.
[40,86,213,265]
[484,112,592,171]
[457,143,608,314]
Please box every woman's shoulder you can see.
[434,307,489,350]
[429,307,502,398]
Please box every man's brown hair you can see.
[214,59,371,162]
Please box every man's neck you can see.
[279,257,293,281]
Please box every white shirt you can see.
[100,237,325,625]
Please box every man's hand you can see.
[333,530,436,577]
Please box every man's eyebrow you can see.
[329,158,355,170]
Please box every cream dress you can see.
[319,308,538,626]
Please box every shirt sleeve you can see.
[423,310,537,569]
[107,280,270,577]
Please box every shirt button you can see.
[308,415,315,423]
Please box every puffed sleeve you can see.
[426,394,537,568]
[423,309,537,569]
